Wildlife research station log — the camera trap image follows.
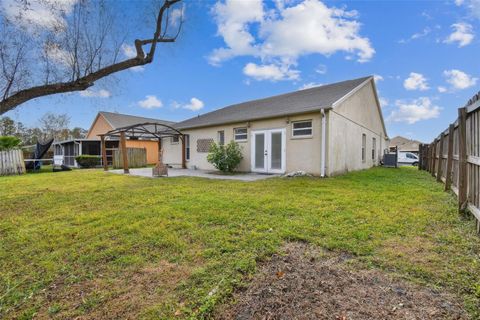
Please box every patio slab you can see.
[109,167,279,181]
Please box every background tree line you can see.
[0,113,87,146]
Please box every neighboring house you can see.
[388,136,422,154]
[54,112,174,167]
[162,76,388,176]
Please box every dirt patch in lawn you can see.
[33,260,191,319]
[216,242,468,320]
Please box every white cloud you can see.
[378,96,389,108]
[315,64,327,74]
[169,6,185,28]
[374,74,384,82]
[138,95,163,109]
[443,69,478,90]
[455,0,480,19]
[243,62,299,81]
[209,0,264,65]
[399,27,431,43]
[388,97,441,124]
[444,22,474,47]
[79,89,111,98]
[404,72,429,91]
[172,97,205,111]
[121,44,136,58]
[299,82,323,90]
[1,0,78,32]
[437,86,447,93]
[44,42,72,66]
[121,44,144,72]
[210,0,374,81]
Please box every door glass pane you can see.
[255,133,265,169]
[271,132,282,169]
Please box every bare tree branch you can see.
[0,0,183,115]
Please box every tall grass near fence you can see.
[419,92,480,233]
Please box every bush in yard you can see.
[0,136,21,151]
[75,155,101,168]
[207,141,243,173]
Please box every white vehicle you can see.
[398,151,419,166]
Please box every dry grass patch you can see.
[216,242,467,320]
[34,260,192,319]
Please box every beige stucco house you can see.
[162,76,388,177]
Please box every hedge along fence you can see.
[0,149,26,176]
[113,147,147,169]
[419,92,480,234]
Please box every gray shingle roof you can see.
[176,76,372,130]
[388,136,423,152]
[100,111,175,129]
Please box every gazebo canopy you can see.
[99,122,182,140]
[98,122,186,173]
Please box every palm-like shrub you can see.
[0,136,21,151]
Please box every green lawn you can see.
[0,167,479,319]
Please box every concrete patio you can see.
[109,167,280,181]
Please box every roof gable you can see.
[176,76,372,130]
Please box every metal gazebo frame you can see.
[98,122,185,174]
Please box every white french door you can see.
[251,129,286,174]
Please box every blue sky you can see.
[3,0,480,142]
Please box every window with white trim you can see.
[372,137,376,161]
[292,120,312,137]
[234,127,247,141]
[362,134,366,162]
[217,130,225,145]
[185,135,190,160]
[171,136,179,144]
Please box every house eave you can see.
[175,107,332,131]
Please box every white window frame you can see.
[362,134,366,162]
[372,137,376,161]
[171,136,179,144]
[185,135,190,161]
[234,127,248,142]
[291,120,313,138]
[217,130,225,145]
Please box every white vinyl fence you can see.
[0,149,26,176]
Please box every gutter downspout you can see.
[321,109,326,177]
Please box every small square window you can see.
[292,120,312,137]
[171,136,179,144]
[234,127,248,141]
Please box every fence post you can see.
[120,132,129,174]
[429,143,434,173]
[445,124,455,191]
[425,144,430,171]
[418,144,423,170]
[431,139,437,177]
[101,135,108,171]
[437,133,445,182]
[458,107,468,212]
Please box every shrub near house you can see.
[207,141,243,173]
[75,155,101,168]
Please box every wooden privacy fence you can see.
[0,149,26,176]
[419,92,480,233]
[113,147,147,169]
